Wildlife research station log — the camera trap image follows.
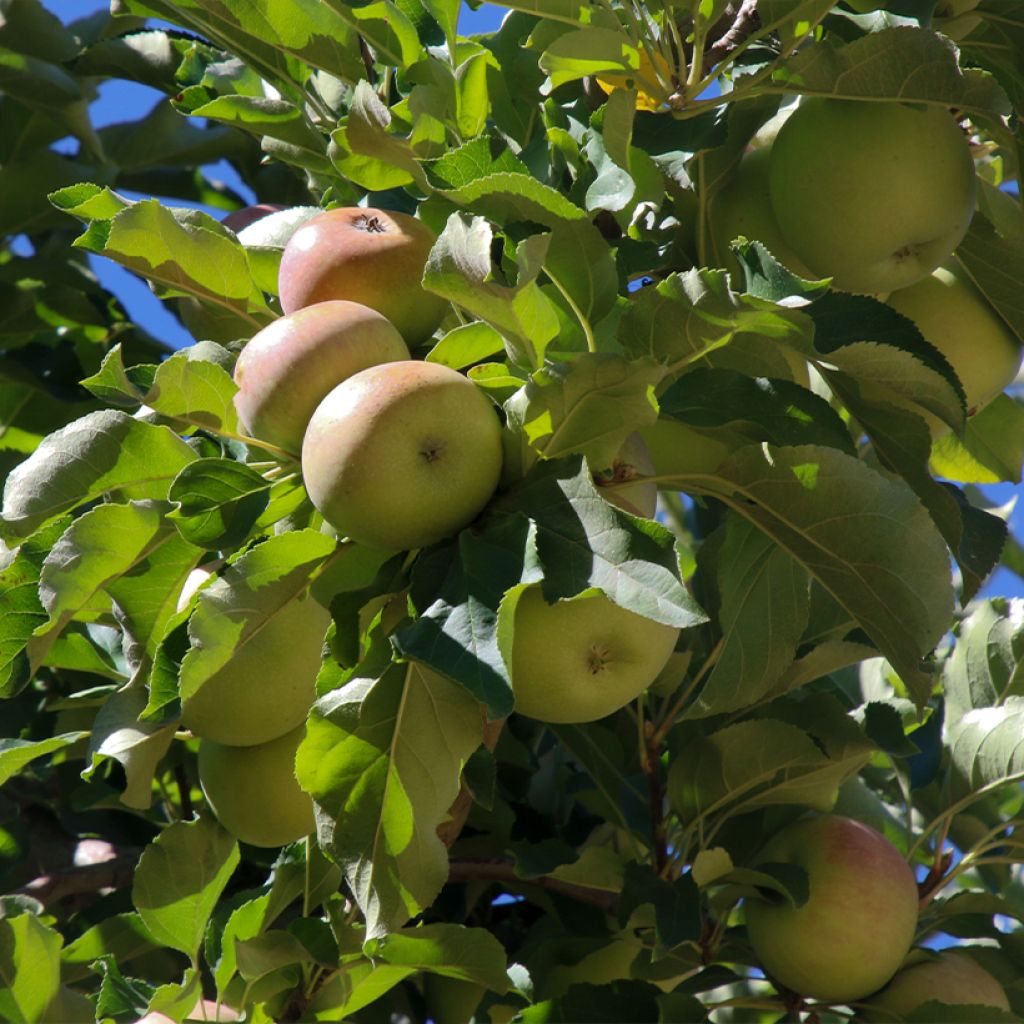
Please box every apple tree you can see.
[2,0,1024,1021]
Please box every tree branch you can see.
[447,859,617,913]
[14,853,140,907]
[703,0,762,75]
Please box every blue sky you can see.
[46,2,1024,600]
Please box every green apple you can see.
[769,98,976,294]
[596,433,658,518]
[198,724,315,848]
[301,360,503,551]
[708,146,815,282]
[638,419,731,481]
[233,300,410,455]
[278,207,448,346]
[745,814,919,1002]
[886,260,1021,422]
[179,567,330,747]
[864,951,1010,1020]
[505,584,679,723]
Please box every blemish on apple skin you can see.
[354,214,388,234]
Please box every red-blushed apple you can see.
[769,99,976,294]
[744,814,919,1002]
[301,360,503,551]
[198,724,315,848]
[222,203,285,233]
[885,260,1021,423]
[233,300,410,455]
[595,433,658,518]
[178,567,330,747]
[505,584,679,723]
[134,1000,239,1024]
[277,207,448,346]
[863,950,1011,1020]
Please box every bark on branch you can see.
[703,0,762,75]
[446,859,617,913]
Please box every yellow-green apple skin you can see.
[597,433,658,518]
[638,419,730,481]
[198,725,315,848]
[178,568,330,747]
[277,207,448,346]
[301,360,503,551]
[864,951,1010,1020]
[744,815,919,1003]
[506,585,679,723]
[886,261,1022,420]
[233,300,410,454]
[769,98,976,295]
[708,147,815,282]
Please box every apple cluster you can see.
[709,98,1022,427]
[720,813,1011,1014]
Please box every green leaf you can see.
[297,661,484,937]
[772,26,1010,115]
[538,27,637,91]
[235,930,317,981]
[425,214,560,368]
[684,445,954,706]
[178,530,335,703]
[61,913,161,984]
[426,321,506,369]
[365,923,509,992]
[688,515,809,717]
[956,213,1024,347]
[0,733,89,788]
[0,912,62,1024]
[85,686,176,809]
[1,410,197,542]
[49,185,273,325]
[168,459,272,549]
[930,396,1024,485]
[510,353,662,470]
[141,342,240,436]
[132,816,239,958]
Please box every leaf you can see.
[49,185,273,325]
[930,396,1024,485]
[426,321,506,369]
[0,733,89,788]
[956,213,1024,348]
[511,353,662,470]
[132,816,239,959]
[297,661,484,937]
[771,26,1010,115]
[618,862,701,954]
[141,342,240,435]
[1,410,197,542]
[682,445,954,706]
[689,515,809,717]
[945,695,1024,804]
[178,530,336,704]
[85,686,176,809]
[0,912,62,1024]
[61,914,161,984]
[364,923,509,992]
[37,501,176,640]
[168,459,272,549]
[424,213,560,369]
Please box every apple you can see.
[744,814,919,1002]
[638,418,730,480]
[198,724,315,848]
[595,48,673,111]
[277,207,448,346]
[505,584,679,723]
[769,98,976,294]
[178,568,330,747]
[595,433,658,518]
[885,260,1021,421]
[233,300,410,455]
[864,950,1010,1020]
[301,360,503,551]
[708,146,815,281]
[222,203,285,233]
[134,1000,239,1024]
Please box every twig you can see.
[14,854,140,907]
[447,859,617,913]
[702,0,761,75]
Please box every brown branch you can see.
[447,859,617,913]
[703,0,761,75]
[13,853,140,907]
